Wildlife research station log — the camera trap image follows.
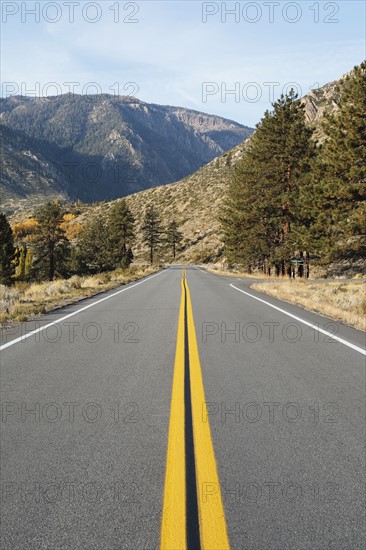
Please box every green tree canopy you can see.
[77,200,136,273]
[108,199,135,267]
[310,62,366,260]
[77,215,115,273]
[222,90,315,273]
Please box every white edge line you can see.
[0,270,165,351]
[230,284,366,356]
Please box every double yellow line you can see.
[160,269,230,550]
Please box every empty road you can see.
[1,266,365,549]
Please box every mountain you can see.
[300,72,352,138]
[0,124,68,211]
[0,95,253,213]
[6,70,353,264]
[66,73,348,263]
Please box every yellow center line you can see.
[185,279,230,550]
[160,279,186,549]
[160,269,230,550]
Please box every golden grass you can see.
[251,279,366,331]
[0,265,159,326]
[203,265,284,280]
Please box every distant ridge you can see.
[0,94,253,213]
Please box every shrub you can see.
[69,275,83,289]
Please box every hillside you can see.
[71,141,249,264]
[6,69,355,265]
[0,95,253,213]
[68,75,346,264]
[0,124,68,211]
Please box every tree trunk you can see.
[298,251,304,278]
[305,253,310,278]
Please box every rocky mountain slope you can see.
[300,71,351,137]
[0,95,253,213]
[0,124,68,210]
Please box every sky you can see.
[1,1,365,126]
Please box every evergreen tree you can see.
[78,201,135,273]
[222,91,315,274]
[0,213,15,285]
[67,246,88,276]
[108,199,135,267]
[77,216,115,273]
[142,207,162,264]
[165,220,183,259]
[310,62,366,260]
[32,202,70,281]
[123,247,134,269]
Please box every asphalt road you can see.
[1,266,365,549]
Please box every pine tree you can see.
[124,247,134,269]
[310,62,366,260]
[222,90,315,274]
[32,202,70,281]
[0,213,15,285]
[77,215,115,273]
[67,246,88,276]
[78,201,135,273]
[165,220,183,259]
[108,199,135,268]
[142,207,162,264]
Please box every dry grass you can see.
[251,279,366,331]
[0,265,158,326]
[203,265,285,280]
